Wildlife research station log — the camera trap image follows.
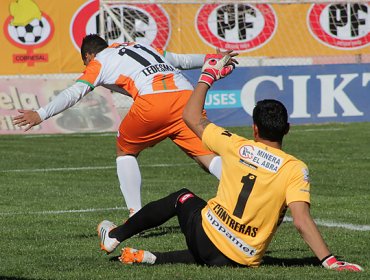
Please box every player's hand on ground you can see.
[13,109,42,131]
[322,255,363,272]
[199,54,235,87]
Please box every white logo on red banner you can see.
[308,3,370,49]
[71,0,170,51]
[196,4,277,52]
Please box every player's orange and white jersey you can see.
[77,43,194,100]
[201,123,311,267]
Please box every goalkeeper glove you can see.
[199,55,234,87]
[321,255,363,272]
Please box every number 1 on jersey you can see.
[233,173,257,218]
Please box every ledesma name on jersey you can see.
[142,63,176,76]
[239,145,283,173]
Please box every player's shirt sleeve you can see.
[164,52,205,70]
[36,82,91,121]
[76,60,103,88]
[202,123,234,155]
[285,162,311,205]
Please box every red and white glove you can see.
[321,255,363,272]
[198,55,234,87]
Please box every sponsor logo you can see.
[302,168,310,183]
[205,209,257,256]
[196,4,277,52]
[178,193,194,204]
[238,145,283,173]
[239,145,254,160]
[71,0,170,52]
[308,3,370,49]
[205,90,239,109]
[3,0,54,66]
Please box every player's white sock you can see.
[116,155,142,217]
[208,155,222,180]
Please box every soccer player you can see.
[13,34,233,217]
[96,55,363,271]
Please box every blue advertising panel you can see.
[183,63,370,126]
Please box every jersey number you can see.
[233,173,257,218]
[118,44,164,67]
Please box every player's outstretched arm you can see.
[165,48,238,70]
[183,54,235,138]
[12,82,91,132]
[289,201,363,272]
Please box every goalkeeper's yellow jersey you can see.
[201,123,310,267]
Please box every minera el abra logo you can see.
[4,0,54,67]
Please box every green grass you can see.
[0,122,369,279]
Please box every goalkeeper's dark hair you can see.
[80,34,108,60]
[252,99,289,143]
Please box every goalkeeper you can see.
[97,55,363,271]
[13,34,236,217]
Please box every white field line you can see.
[23,133,115,138]
[0,206,368,232]
[1,163,195,173]
[283,216,370,232]
[20,127,342,139]
[291,127,343,132]
[0,206,127,216]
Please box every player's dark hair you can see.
[80,34,108,60]
[252,99,289,143]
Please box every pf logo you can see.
[196,4,277,52]
[308,3,370,49]
[3,0,54,66]
[71,0,170,51]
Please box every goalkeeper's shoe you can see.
[322,255,363,272]
[119,247,156,265]
[97,220,120,254]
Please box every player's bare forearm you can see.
[183,82,211,139]
[289,202,331,260]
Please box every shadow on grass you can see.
[136,226,182,238]
[109,255,321,267]
[262,256,320,267]
[78,225,182,240]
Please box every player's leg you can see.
[175,190,238,266]
[169,118,222,180]
[193,154,222,180]
[98,188,192,259]
[109,189,187,240]
[115,147,141,217]
[162,89,222,179]
[115,96,170,217]
[109,188,203,265]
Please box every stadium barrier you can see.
[1,0,369,134]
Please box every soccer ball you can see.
[15,18,44,44]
